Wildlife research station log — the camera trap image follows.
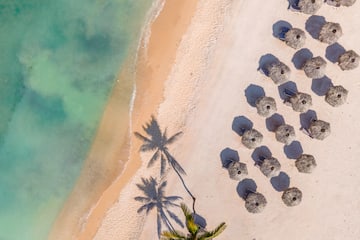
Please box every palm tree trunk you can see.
[170,161,197,214]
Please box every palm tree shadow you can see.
[135,116,197,214]
[135,177,183,238]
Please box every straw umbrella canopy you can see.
[338,50,360,70]
[284,28,306,49]
[282,187,302,207]
[289,92,312,112]
[295,154,317,173]
[275,124,296,145]
[340,0,357,6]
[228,161,248,181]
[266,61,291,84]
[325,85,348,107]
[255,96,277,117]
[298,0,323,14]
[318,22,342,44]
[309,120,331,140]
[259,157,281,178]
[245,192,267,213]
[242,129,263,149]
[303,56,327,79]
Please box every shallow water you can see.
[0,0,153,239]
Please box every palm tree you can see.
[161,203,227,240]
[134,116,196,212]
[135,177,184,238]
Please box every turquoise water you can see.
[0,0,154,239]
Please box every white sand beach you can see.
[63,0,360,239]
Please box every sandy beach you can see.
[53,0,360,239]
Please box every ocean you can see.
[0,0,154,239]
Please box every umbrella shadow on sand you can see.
[305,15,326,39]
[272,20,292,38]
[237,178,258,200]
[257,54,279,75]
[232,115,254,136]
[300,109,318,130]
[220,147,240,168]
[266,113,285,132]
[284,141,304,159]
[325,43,346,63]
[292,48,313,69]
[311,76,333,96]
[251,146,273,165]
[245,84,265,107]
[278,81,298,100]
[270,172,290,192]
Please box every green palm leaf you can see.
[161,230,186,239]
[199,222,226,240]
[181,203,198,235]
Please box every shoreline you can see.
[48,0,199,239]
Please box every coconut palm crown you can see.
[134,116,185,176]
[161,203,226,240]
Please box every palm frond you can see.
[181,203,198,235]
[199,222,227,240]
[166,131,183,145]
[134,132,152,143]
[161,230,186,240]
[137,202,155,214]
[147,150,160,168]
[140,142,158,152]
[134,196,150,203]
[158,180,168,196]
[162,200,181,208]
[164,196,183,202]
[164,151,186,175]
[143,115,162,139]
[166,209,185,228]
[157,212,162,238]
[163,128,168,142]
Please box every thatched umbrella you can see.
[255,96,277,117]
[295,154,317,173]
[340,0,357,6]
[259,157,281,178]
[266,61,291,84]
[282,187,302,207]
[284,28,306,49]
[242,129,263,149]
[318,22,342,44]
[309,120,331,140]
[245,192,267,213]
[303,56,327,79]
[275,124,296,145]
[289,92,312,112]
[325,85,348,107]
[338,50,360,70]
[298,0,323,14]
[228,161,248,181]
